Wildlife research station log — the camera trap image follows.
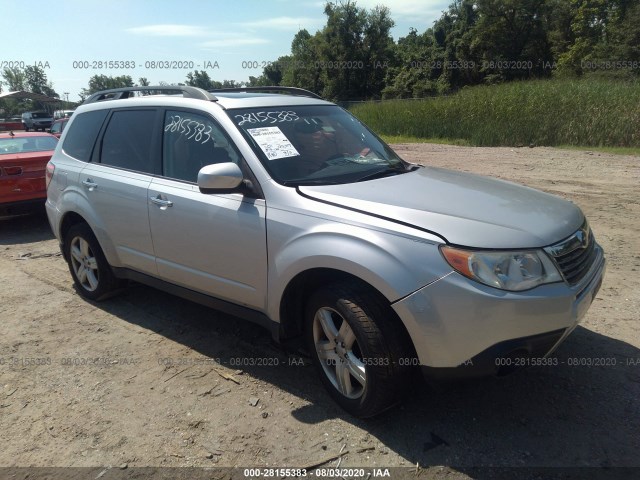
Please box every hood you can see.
[298,166,584,249]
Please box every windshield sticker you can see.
[247,126,300,160]
[235,111,299,126]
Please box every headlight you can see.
[440,246,562,291]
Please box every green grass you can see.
[379,135,472,146]
[351,78,640,148]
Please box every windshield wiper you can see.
[354,166,408,183]
[281,179,343,186]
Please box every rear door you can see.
[148,109,268,309]
[78,108,160,275]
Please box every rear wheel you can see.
[305,281,414,417]
[63,223,121,300]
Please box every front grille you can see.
[545,222,598,286]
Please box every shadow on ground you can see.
[0,207,54,245]
[88,282,640,477]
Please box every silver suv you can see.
[45,86,605,417]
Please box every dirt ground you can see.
[0,144,638,478]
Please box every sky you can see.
[2,0,449,101]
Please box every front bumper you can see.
[392,244,605,376]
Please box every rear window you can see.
[0,136,57,154]
[100,110,156,173]
[62,110,108,161]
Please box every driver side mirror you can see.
[197,162,244,192]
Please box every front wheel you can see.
[305,282,414,417]
[63,223,121,301]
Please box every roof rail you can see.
[209,86,323,100]
[82,86,217,104]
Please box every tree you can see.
[383,28,439,98]
[185,70,221,89]
[275,1,397,101]
[545,0,577,64]
[281,31,324,93]
[606,1,640,73]
[0,66,59,116]
[555,0,639,76]
[138,77,150,86]
[362,5,395,98]
[220,80,244,88]
[246,75,272,87]
[470,0,552,82]
[1,67,27,91]
[24,65,58,98]
[80,75,134,99]
[319,1,369,100]
[246,60,284,87]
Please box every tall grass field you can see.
[349,79,640,148]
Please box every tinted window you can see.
[162,110,240,182]
[100,110,156,173]
[50,122,62,134]
[62,110,108,161]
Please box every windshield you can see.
[32,112,51,119]
[0,136,58,154]
[229,105,408,185]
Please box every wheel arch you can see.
[59,211,90,261]
[277,268,416,359]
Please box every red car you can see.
[0,131,58,214]
[49,118,70,138]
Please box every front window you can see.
[162,110,240,183]
[229,105,409,185]
[32,112,50,119]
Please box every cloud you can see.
[239,16,323,31]
[127,24,209,37]
[303,0,448,27]
[355,0,448,21]
[127,24,270,50]
[199,35,270,49]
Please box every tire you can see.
[63,223,121,301]
[24,125,29,132]
[305,281,414,417]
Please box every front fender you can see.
[266,218,451,322]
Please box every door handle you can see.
[82,179,98,190]
[150,195,173,208]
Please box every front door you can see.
[148,109,268,309]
